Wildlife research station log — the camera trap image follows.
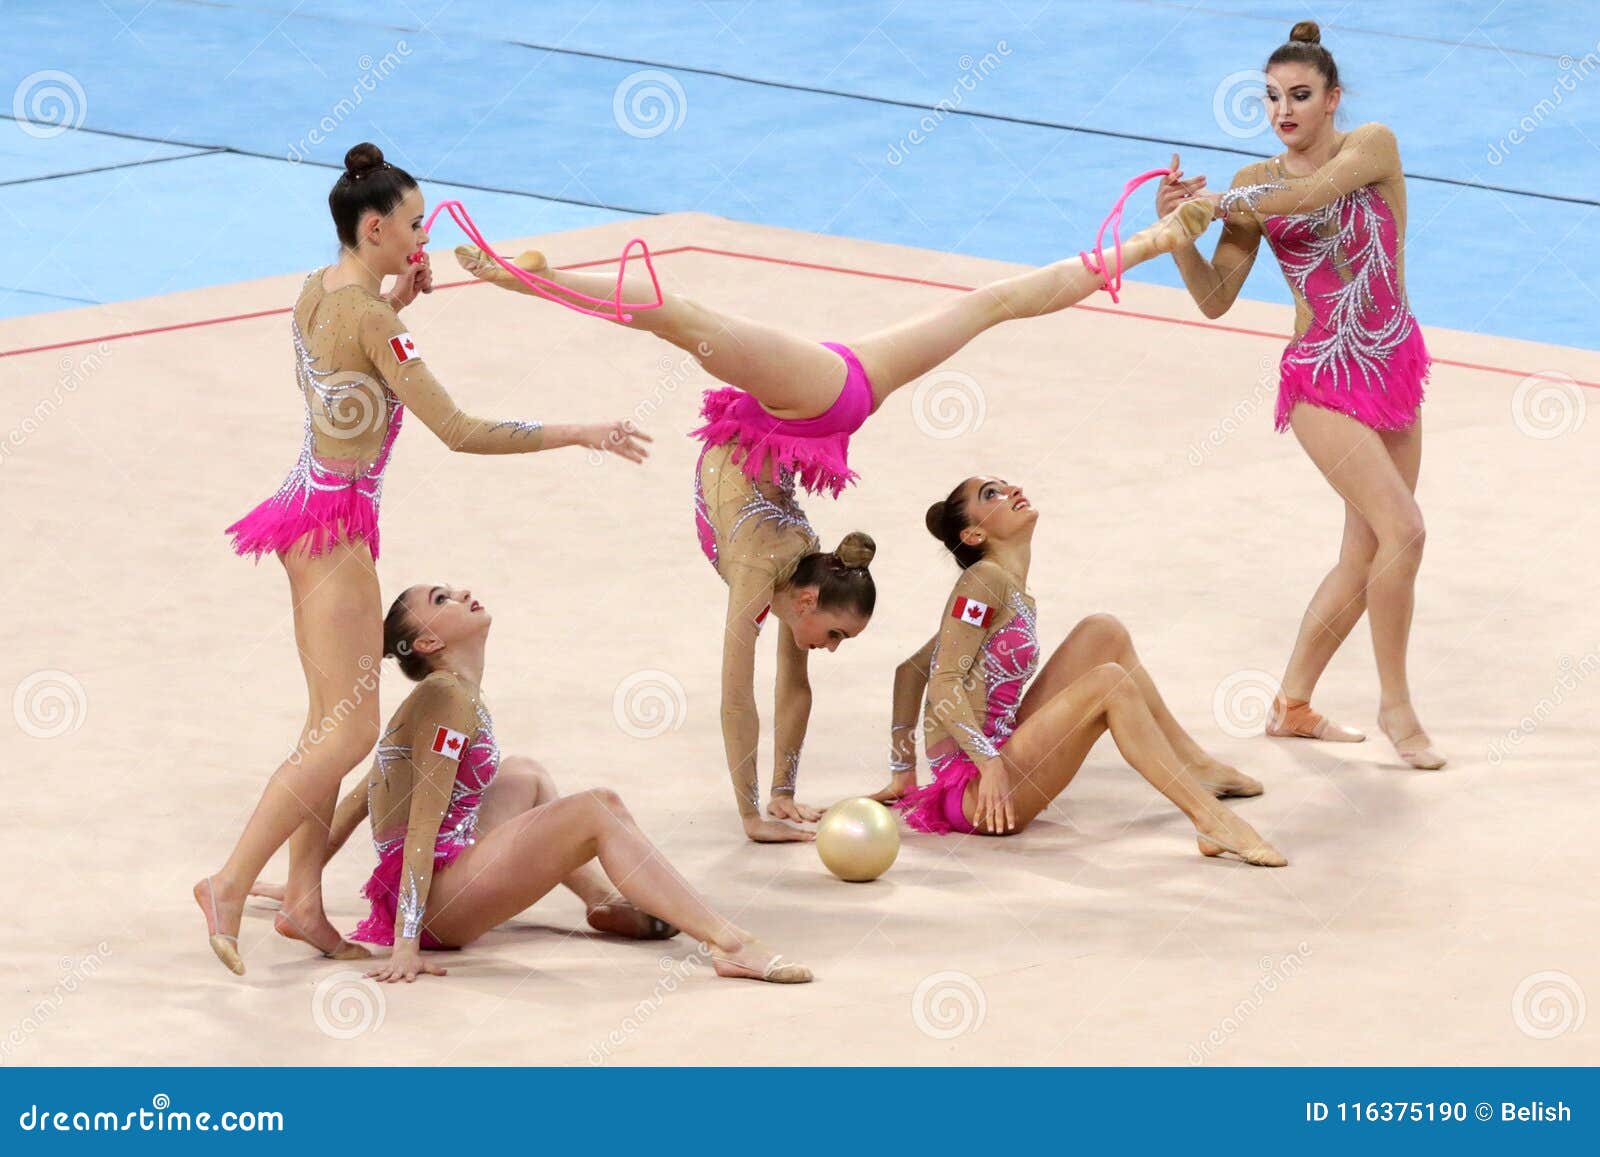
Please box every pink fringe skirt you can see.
[688,341,873,498]
[349,840,468,949]
[225,474,384,562]
[1275,323,1430,433]
[895,742,1012,836]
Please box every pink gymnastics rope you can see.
[420,199,664,323]
[1078,168,1172,305]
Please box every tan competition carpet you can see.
[3,213,1598,1065]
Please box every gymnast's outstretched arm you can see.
[358,302,651,461]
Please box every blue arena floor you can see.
[1,1,1596,347]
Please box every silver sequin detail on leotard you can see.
[1269,185,1413,393]
[953,721,1001,760]
[728,467,815,542]
[275,312,398,509]
[1217,180,1289,216]
[397,866,424,941]
[772,748,801,797]
[486,419,543,439]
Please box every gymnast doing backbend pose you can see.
[346,581,810,984]
[1158,23,1443,769]
[455,195,1217,842]
[867,475,1284,865]
[194,143,652,976]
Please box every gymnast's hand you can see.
[865,770,917,805]
[743,815,816,844]
[367,944,448,984]
[1156,152,1207,219]
[386,252,434,311]
[576,420,654,464]
[767,795,823,824]
[974,757,1016,834]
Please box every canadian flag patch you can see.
[388,332,420,364]
[431,725,468,761]
[951,596,994,628]
[754,604,772,630]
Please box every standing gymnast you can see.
[1157,22,1443,768]
[194,143,652,976]
[455,196,1215,841]
[353,581,810,984]
[866,476,1282,863]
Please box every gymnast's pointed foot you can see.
[194,876,246,976]
[455,244,548,289]
[1149,198,1215,254]
[1266,694,1366,743]
[1195,810,1286,867]
[273,899,371,961]
[709,931,813,984]
[1378,703,1447,770]
[1186,758,1263,798]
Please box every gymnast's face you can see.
[961,476,1037,547]
[1264,63,1339,149]
[360,186,430,274]
[784,591,869,653]
[402,583,491,660]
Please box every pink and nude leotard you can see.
[1217,123,1429,433]
[226,269,551,562]
[895,561,1040,836]
[350,671,502,949]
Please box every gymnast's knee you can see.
[499,755,556,802]
[573,787,630,823]
[1073,612,1131,654]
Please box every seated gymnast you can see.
[312,580,812,983]
[871,476,1286,866]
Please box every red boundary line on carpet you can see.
[2,242,1594,389]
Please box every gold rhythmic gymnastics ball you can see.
[816,797,900,882]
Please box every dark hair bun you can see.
[835,531,876,569]
[924,502,945,540]
[343,142,386,180]
[1289,20,1321,44]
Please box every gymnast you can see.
[871,475,1284,865]
[1158,23,1443,768]
[195,143,653,976]
[455,196,1216,841]
[248,692,681,945]
[350,581,810,984]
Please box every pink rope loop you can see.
[1078,167,1172,305]
[421,200,664,322]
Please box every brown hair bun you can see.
[835,531,876,569]
[1289,20,1321,44]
